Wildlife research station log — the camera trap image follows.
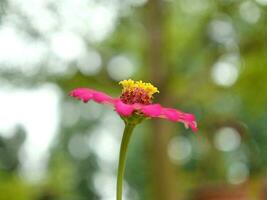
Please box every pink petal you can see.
[138,104,197,132]
[183,113,196,121]
[114,101,135,116]
[93,91,113,103]
[163,108,181,121]
[156,107,198,132]
[69,88,114,104]
[140,104,162,117]
[69,88,93,102]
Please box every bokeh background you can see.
[0,0,267,199]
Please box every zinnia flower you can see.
[69,79,197,131]
[69,79,197,200]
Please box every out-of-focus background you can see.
[0,0,267,199]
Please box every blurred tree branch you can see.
[146,0,179,200]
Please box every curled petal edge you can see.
[141,105,198,132]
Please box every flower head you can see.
[119,79,159,105]
[69,79,197,132]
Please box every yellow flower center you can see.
[119,79,159,104]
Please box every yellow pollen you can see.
[119,79,159,97]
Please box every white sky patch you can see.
[0,84,61,182]
[211,54,240,88]
[227,161,249,185]
[168,136,192,165]
[45,57,71,76]
[107,55,135,81]
[88,128,120,168]
[239,1,261,24]
[8,0,58,34]
[86,3,118,42]
[50,31,86,62]
[179,0,209,14]
[93,171,117,199]
[0,0,119,75]
[93,171,131,200]
[211,61,239,87]
[208,19,235,45]
[126,0,148,7]
[55,0,118,42]
[68,134,90,160]
[0,25,47,72]
[214,127,241,152]
[256,0,267,6]
[77,50,102,76]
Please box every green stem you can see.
[116,123,136,200]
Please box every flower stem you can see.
[116,123,136,200]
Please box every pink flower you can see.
[69,79,197,132]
